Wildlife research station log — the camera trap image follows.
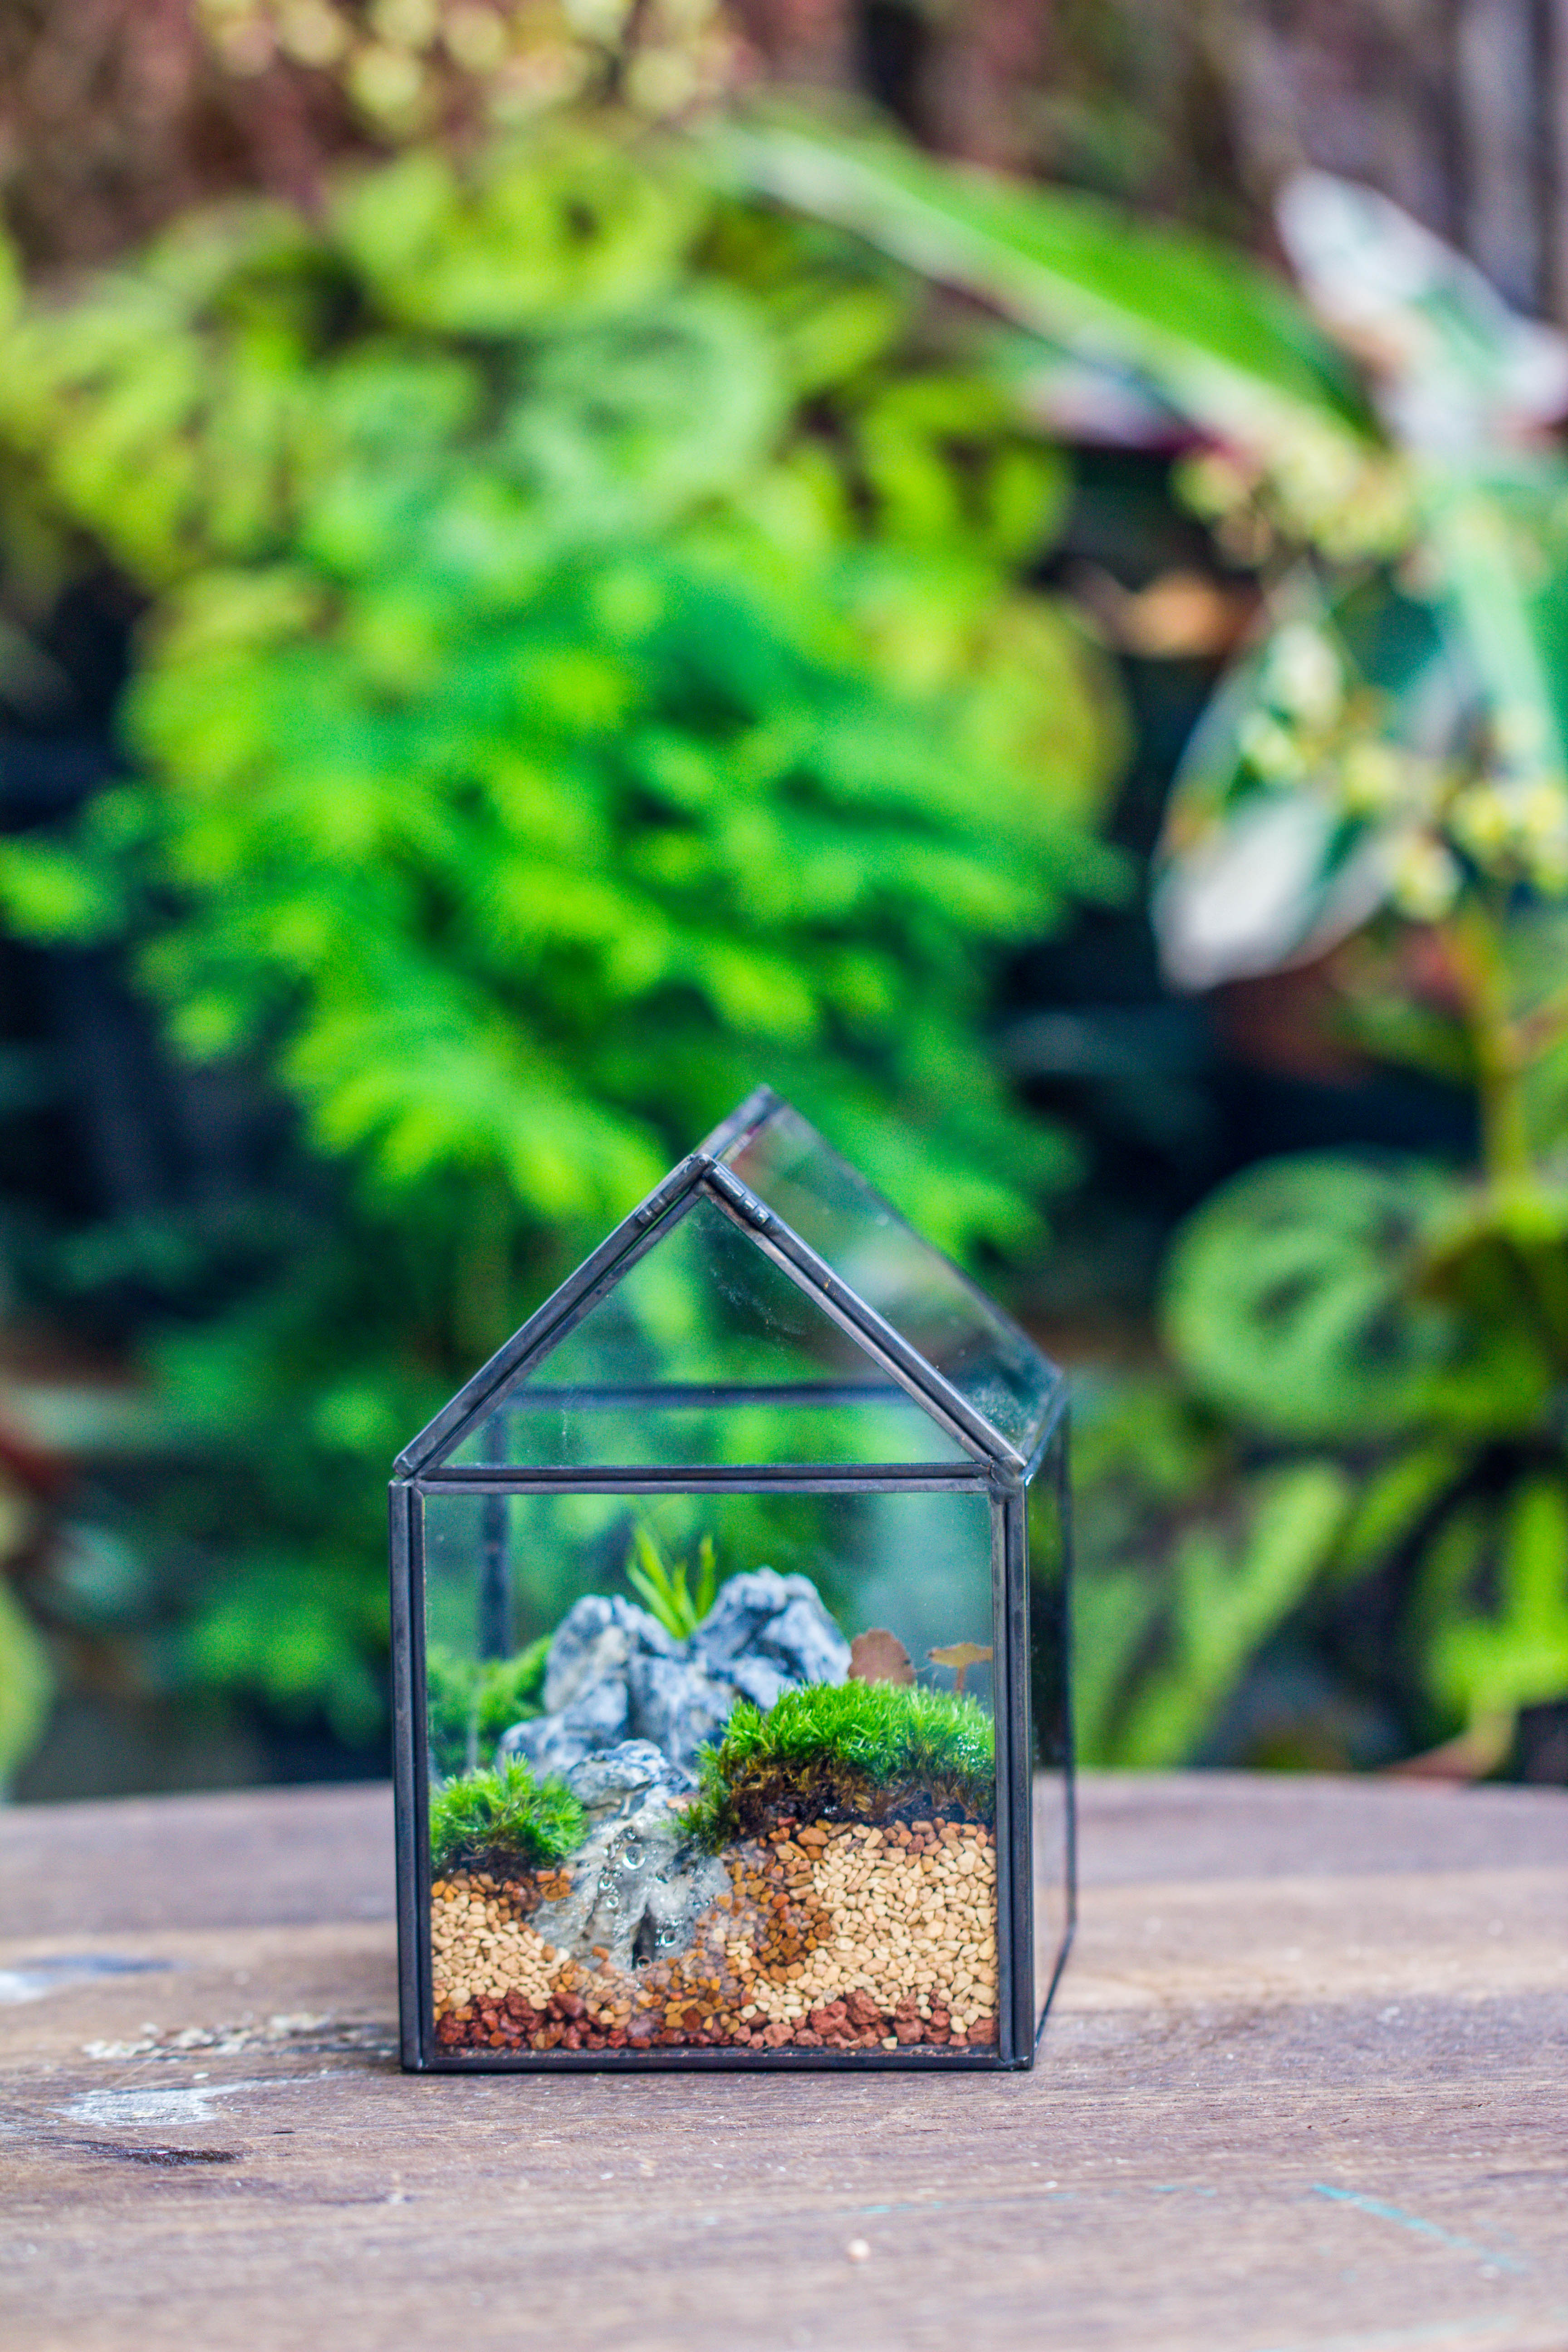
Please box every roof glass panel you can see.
[720,1102,1058,1455]
[440,1192,970,1468]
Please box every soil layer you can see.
[432,1815,998,2055]
[708,1762,994,1844]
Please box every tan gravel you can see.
[431,1814,997,2055]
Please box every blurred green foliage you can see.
[763,125,1568,1772]
[722,118,1374,461]
[426,1639,549,1780]
[11,112,1557,1783]
[1073,921,1568,1769]
[0,121,1120,1759]
[0,1565,52,1788]
[1067,1378,1357,1767]
[1157,1144,1568,1761]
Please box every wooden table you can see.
[1,1771,1564,2352]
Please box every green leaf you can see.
[716,118,1371,460]
[626,1524,725,1641]
[1405,1178,1568,1429]
[334,134,699,335]
[186,1555,385,1742]
[1116,1461,1352,1766]
[1334,1441,1469,1580]
[0,1576,52,1792]
[1162,1154,1459,1440]
[505,289,784,534]
[1424,469,1568,805]
[0,838,125,943]
[1071,1564,1161,1767]
[1430,1474,1568,1726]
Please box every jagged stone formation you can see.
[498,1569,850,1781]
[487,1570,850,1972]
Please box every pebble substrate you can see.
[432,1815,998,2055]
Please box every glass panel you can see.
[721,1102,1060,1455]
[420,1484,1002,2063]
[442,1194,969,1467]
[1029,1421,1072,2042]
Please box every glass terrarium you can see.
[391,1088,1073,2071]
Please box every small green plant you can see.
[687,1677,995,1846]
[429,1755,586,1877]
[626,1527,719,1641]
[425,1639,550,1779]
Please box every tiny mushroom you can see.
[927,1641,992,1697]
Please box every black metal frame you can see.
[391,1090,1073,2075]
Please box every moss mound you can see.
[429,1757,587,1877]
[687,1680,996,1848]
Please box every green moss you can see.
[687,1679,996,1848]
[429,1757,587,1877]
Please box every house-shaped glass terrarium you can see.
[391,1088,1073,2071]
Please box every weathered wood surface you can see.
[1,1772,1565,2352]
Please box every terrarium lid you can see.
[700,1089,1059,1460]
[396,1088,1061,1477]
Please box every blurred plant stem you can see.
[1441,901,1534,1187]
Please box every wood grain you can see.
[1,1771,1564,2352]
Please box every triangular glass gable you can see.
[712,1096,1058,1459]
[434,1188,972,1469]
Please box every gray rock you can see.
[690,1568,851,1692]
[527,1742,725,1972]
[637,1833,728,1964]
[715,1653,797,1714]
[493,1567,849,1791]
[543,1594,673,1715]
[497,1671,631,1776]
[567,1739,691,1823]
[627,1652,735,1778]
